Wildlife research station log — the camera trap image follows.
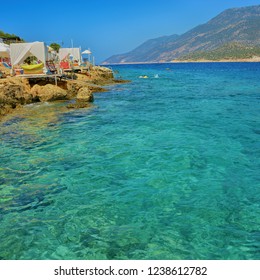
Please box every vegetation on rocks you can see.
[178,42,260,61]
[0,30,24,43]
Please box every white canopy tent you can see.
[0,42,10,58]
[59,48,82,64]
[10,41,49,67]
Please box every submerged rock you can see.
[67,101,93,109]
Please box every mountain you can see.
[179,42,260,61]
[104,34,179,64]
[103,5,260,64]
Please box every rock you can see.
[1,84,31,105]
[30,84,67,102]
[91,66,114,79]
[0,77,33,117]
[87,84,107,93]
[0,65,128,120]
[76,87,94,102]
[66,81,82,96]
[67,87,94,109]
[87,66,115,85]
[67,101,93,109]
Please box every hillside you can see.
[178,42,260,61]
[105,34,179,63]
[0,30,23,43]
[103,5,260,64]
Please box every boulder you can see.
[66,80,85,97]
[91,66,114,79]
[67,87,94,109]
[76,87,94,102]
[0,77,33,117]
[30,84,67,102]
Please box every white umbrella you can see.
[82,49,92,66]
[82,49,92,54]
[0,43,10,57]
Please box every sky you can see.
[1,0,260,63]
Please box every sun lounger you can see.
[46,60,57,74]
[60,61,70,70]
[21,63,44,74]
[2,62,11,69]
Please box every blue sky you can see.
[1,0,260,63]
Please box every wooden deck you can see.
[18,73,63,85]
[18,73,62,79]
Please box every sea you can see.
[0,62,259,260]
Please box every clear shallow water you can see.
[0,63,259,260]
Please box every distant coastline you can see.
[172,57,260,63]
[102,57,260,66]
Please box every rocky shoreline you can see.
[0,66,129,120]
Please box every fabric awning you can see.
[10,41,48,66]
[0,43,10,57]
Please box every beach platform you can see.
[17,73,63,85]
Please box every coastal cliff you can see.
[0,66,126,120]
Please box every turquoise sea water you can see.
[0,62,259,260]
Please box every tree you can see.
[49,43,61,52]
[0,30,23,42]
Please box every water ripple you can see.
[0,63,259,259]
